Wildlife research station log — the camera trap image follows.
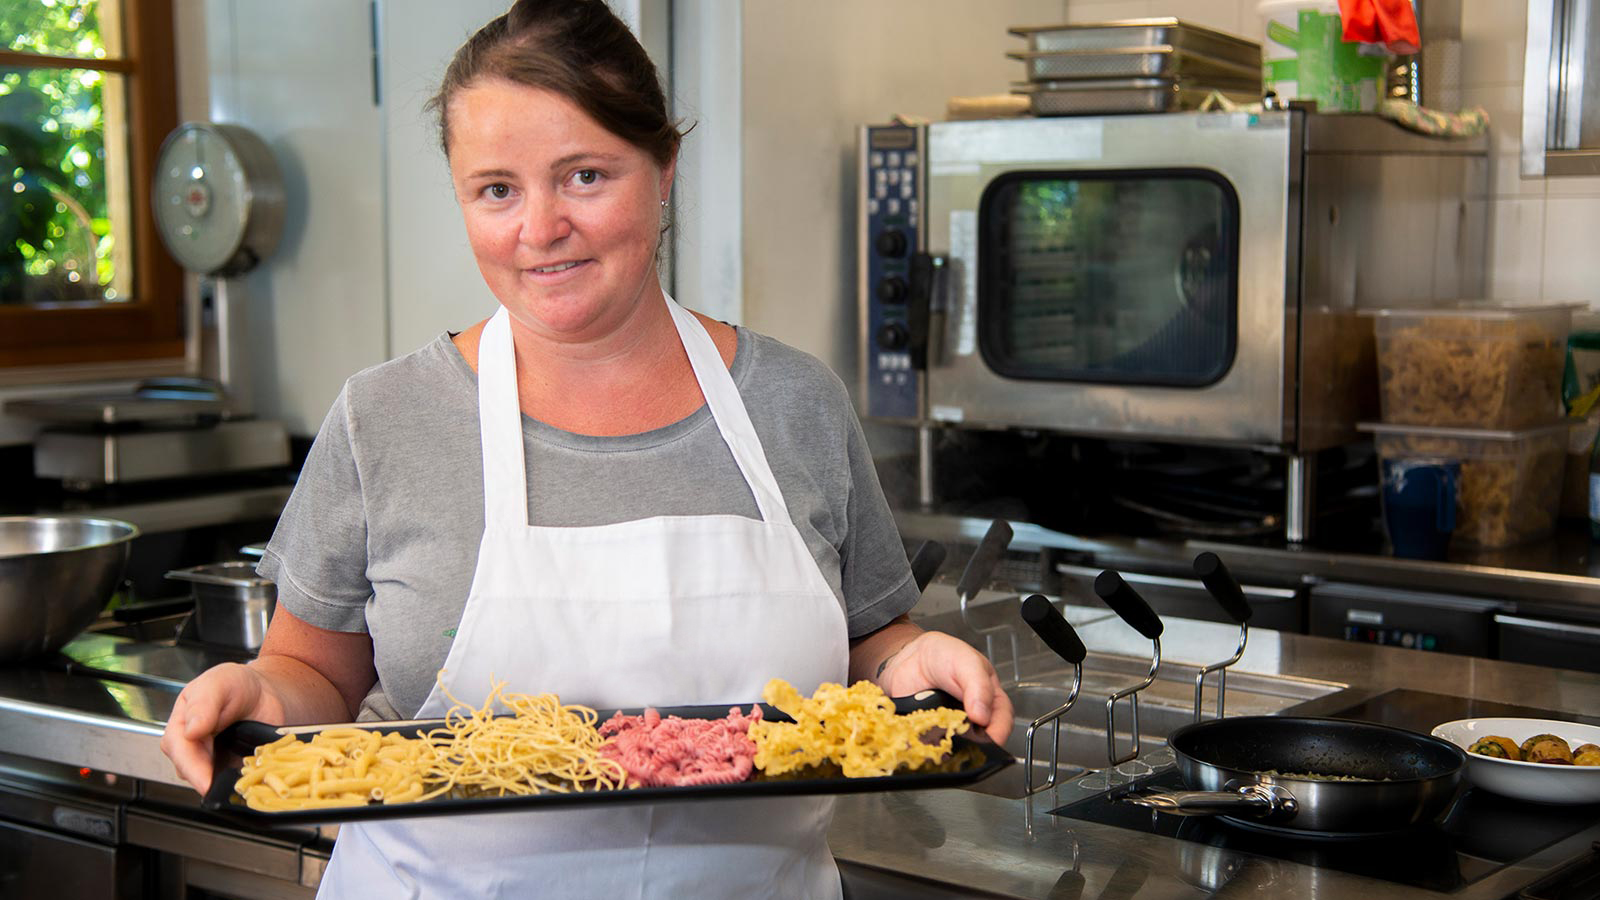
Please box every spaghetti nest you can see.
[420,680,630,797]
[749,678,969,778]
[233,679,629,812]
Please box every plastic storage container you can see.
[1361,422,1568,548]
[1259,0,1385,111]
[1370,304,1573,430]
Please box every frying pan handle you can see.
[1192,552,1253,624]
[893,688,963,714]
[1020,594,1086,665]
[1122,784,1298,821]
[1093,570,1164,640]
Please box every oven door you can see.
[923,112,1298,447]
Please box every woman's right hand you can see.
[160,662,281,793]
[160,608,378,794]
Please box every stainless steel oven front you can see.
[858,110,1488,454]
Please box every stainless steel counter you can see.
[827,592,1600,899]
[896,510,1600,621]
[0,664,180,786]
[4,600,1600,898]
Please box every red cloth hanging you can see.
[1337,0,1421,54]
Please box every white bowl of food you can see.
[1431,717,1600,805]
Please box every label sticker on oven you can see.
[928,120,1102,174]
[949,210,977,357]
[930,405,965,423]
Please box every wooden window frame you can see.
[0,0,183,368]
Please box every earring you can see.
[660,199,668,208]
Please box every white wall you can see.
[199,0,388,437]
[736,0,1070,386]
[189,0,675,436]
[1057,0,1597,310]
[14,0,1582,445]
[380,1,507,358]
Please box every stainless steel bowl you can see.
[0,516,139,662]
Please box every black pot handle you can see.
[112,597,194,624]
[1093,570,1164,640]
[1193,552,1253,624]
[1020,594,1086,665]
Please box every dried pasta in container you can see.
[1370,306,1572,430]
[1363,422,1568,548]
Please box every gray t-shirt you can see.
[258,327,918,719]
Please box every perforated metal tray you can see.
[1009,46,1262,84]
[1010,18,1261,67]
[1013,78,1261,116]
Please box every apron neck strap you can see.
[475,299,791,528]
[662,296,789,524]
[477,307,530,527]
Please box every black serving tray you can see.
[201,689,1011,824]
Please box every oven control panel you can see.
[861,125,923,421]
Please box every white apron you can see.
[316,298,850,899]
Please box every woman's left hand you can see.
[875,631,1014,745]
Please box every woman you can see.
[161,0,1013,895]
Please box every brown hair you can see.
[427,0,682,166]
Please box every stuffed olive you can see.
[1520,733,1571,759]
[1526,738,1575,764]
[1468,735,1521,760]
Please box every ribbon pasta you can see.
[750,678,970,778]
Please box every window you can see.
[977,169,1239,387]
[0,0,180,368]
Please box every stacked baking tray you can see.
[1009,19,1263,116]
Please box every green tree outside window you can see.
[1,0,130,306]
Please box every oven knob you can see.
[875,228,908,258]
[876,322,909,350]
[876,276,908,303]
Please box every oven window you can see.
[978,169,1239,386]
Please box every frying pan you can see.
[1124,716,1466,836]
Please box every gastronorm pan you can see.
[1010,18,1262,68]
[1013,79,1262,117]
[1009,47,1263,84]
[166,561,276,651]
[203,691,1010,825]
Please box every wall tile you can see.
[1460,0,1528,87]
[1151,0,1241,35]
[1545,176,1600,198]
[1464,83,1544,198]
[1487,196,1545,302]
[1543,198,1600,304]
[1063,0,1154,24]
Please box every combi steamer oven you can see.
[858,110,1488,539]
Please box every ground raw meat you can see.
[598,705,763,788]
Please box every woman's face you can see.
[447,79,672,342]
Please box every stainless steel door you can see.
[1496,614,1600,674]
[923,112,1296,446]
[0,818,144,899]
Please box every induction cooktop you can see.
[1048,689,1600,894]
